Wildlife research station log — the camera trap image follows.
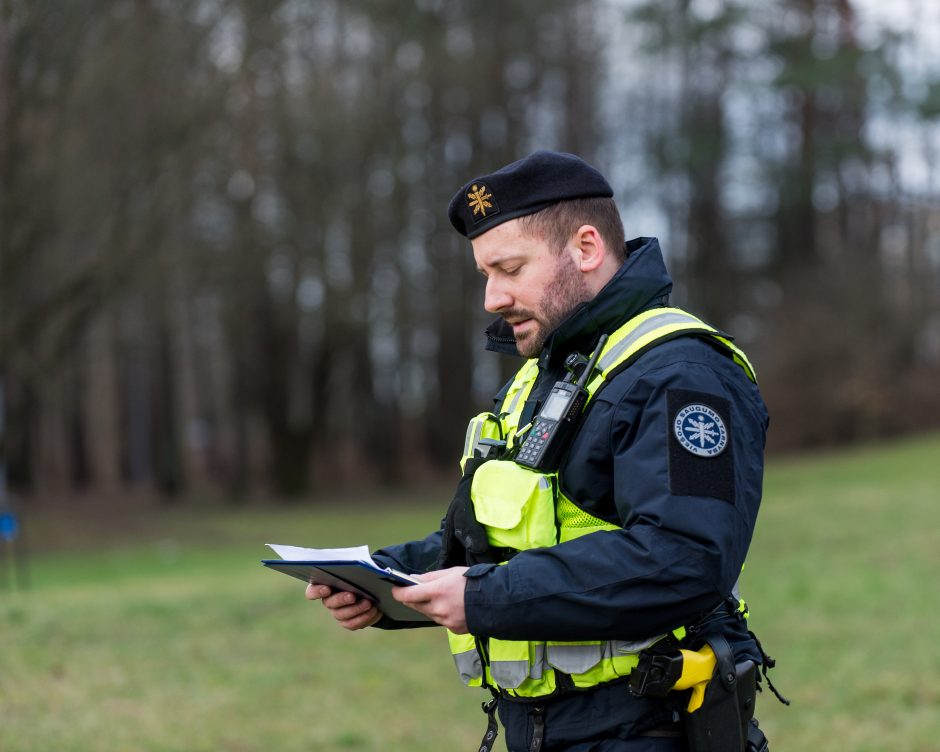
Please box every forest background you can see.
[2,0,940,505]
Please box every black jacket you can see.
[374,238,767,656]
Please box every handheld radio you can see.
[514,333,609,472]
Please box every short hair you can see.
[518,197,626,263]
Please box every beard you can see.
[508,254,591,358]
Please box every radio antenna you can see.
[576,333,609,389]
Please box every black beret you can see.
[447,150,613,239]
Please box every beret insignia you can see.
[467,183,497,221]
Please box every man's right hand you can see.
[305,584,382,630]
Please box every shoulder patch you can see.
[673,403,728,457]
[667,389,735,503]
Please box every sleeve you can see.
[464,358,768,642]
[369,528,445,631]
[372,528,444,575]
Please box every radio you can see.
[514,333,608,472]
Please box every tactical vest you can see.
[448,307,757,699]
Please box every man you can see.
[307,151,777,751]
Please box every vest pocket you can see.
[470,461,556,550]
[447,631,483,686]
[489,638,546,689]
[546,641,605,675]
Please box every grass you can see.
[2,433,940,751]
[743,434,940,751]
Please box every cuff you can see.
[463,562,501,635]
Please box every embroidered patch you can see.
[667,389,735,503]
[673,403,728,458]
[467,183,498,222]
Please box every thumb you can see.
[391,580,432,604]
[305,583,330,600]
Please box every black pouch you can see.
[683,637,760,752]
[435,457,498,570]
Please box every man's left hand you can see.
[391,566,469,633]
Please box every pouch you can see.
[470,460,556,550]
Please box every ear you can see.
[571,224,606,273]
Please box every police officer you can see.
[307,151,774,751]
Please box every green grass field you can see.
[2,433,939,751]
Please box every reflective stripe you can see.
[612,634,667,655]
[491,660,530,689]
[546,643,604,675]
[452,648,483,686]
[500,361,539,452]
[463,417,485,462]
[597,310,713,373]
[449,631,484,686]
[460,412,511,472]
[489,639,665,691]
[483,643,550,693]
[489,639,537,689]
[720,338,758,383]
[501,383,525,419]
[501,360,538,419]
[530,643,546,679]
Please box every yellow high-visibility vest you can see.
[449,308,755,699]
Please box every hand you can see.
[391,567,469,633]
[305,583,382,630]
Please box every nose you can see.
[484,276,513,313]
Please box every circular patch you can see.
[673,403,728,457]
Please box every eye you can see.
[504,265,522,277]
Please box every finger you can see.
[338,607,382,631]
[330,598,377,623]
[305,583,331,600]
[322,590,364,609]
[390,587,437,617]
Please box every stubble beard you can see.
[512,254,591,358]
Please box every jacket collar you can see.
[484,237,673,366]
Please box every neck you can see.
[585,256,621,298]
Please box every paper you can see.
[266,543,374,565]
[261,543,431,623]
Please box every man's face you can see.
[472,219,590,358]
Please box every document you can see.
[262,543,433,623]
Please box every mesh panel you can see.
[556,494,608,529]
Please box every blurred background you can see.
[2,2,940,750]
[2,0,939,506]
